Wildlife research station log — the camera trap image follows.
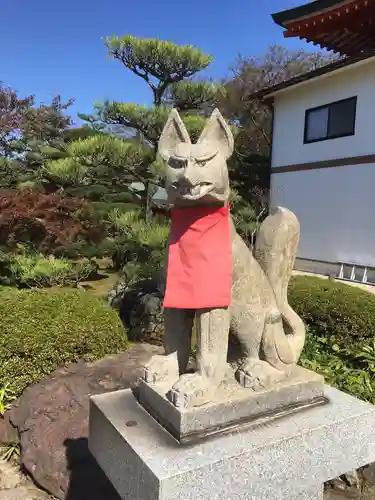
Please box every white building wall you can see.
[272,163,375,267]
[270,59,375,269]
[272,59,375,166]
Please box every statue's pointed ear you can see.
[158,109,191,160]
[197,108,234,160]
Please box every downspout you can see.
[265,98,275,210]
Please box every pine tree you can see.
[45,36,225,216]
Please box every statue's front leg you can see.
[169,307,230,408]
[164,307,195,374]
[143,308,194,385]
[196,307,230,383]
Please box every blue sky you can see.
[2,0,312,124]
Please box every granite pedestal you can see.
[89,386,375,500]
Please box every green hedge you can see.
[289,275,375,404]
[0,287,128,396]
[289,275,375,347]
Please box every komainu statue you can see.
[143,108,306,409]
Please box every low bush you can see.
[300,331,375,404]
[289,276,375,403]
[289,275,375,347]
[0,249,97,288]
[0,287,128,396]
[52,240,114,260]
[0,253,97,288]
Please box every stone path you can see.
[0,452,52,500]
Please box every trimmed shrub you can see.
[289,275,375,347]
[0,287,128,396]
[289,275,375,404]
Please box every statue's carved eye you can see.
[199,161,207,167]
[169,157,187,169]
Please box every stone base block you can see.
[89,386,375,500]
[138,366,325,443]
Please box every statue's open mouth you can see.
[177,182,213,200]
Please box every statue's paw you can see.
[143,353,179,384]
[236,359,285,391]
[168,373,214,408]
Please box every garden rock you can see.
[325,467,375,500]
[7,343,162,500]
[127,290,163,342]
[110,279,164,343]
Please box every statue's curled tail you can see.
[254,207,306,370]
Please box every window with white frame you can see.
[304,96,357,144]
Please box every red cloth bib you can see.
[163,204,232,309]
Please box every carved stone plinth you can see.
[138,366,326,443]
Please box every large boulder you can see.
[7,344,162,500]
